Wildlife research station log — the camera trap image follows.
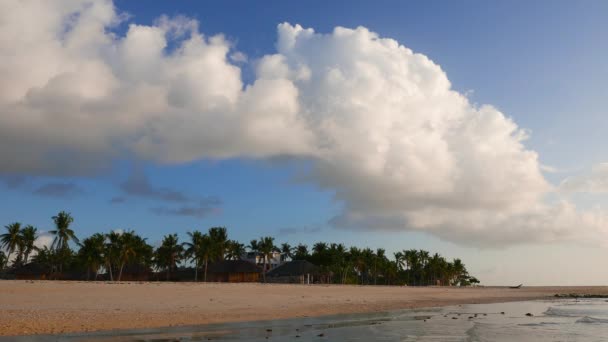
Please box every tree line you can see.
[0,211,479,286]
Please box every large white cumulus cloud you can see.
[1,0,606,246]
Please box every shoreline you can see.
[1,280,607,336]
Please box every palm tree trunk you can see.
[108,262,114,281]
[194,259,199,282]
[204,258,208,282]
[263,255,267,283]
[4,251,11,268]
[118,261,125,282]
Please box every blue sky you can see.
[2,0,608,285]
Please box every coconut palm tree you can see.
[208,227,228,261]
[19,225,38,264]
[0,251,6,271]
[183,230,211,282]
[1,222,22,268]
[293,243,309,260]
[257,236,275,282]
[104,230,122,281]
[116,230,145,282]
[154,234,183,281]
[280,243,292,262]
[50,211,78,252]
[225,240,245,261]
[78,233,105,280]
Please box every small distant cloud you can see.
[278,225,322,236]
[33,182,84,198]
[150,197,222,218]
[109,196,126,204]
[230,51,248,63]
[121,168,190,203]
[540,164,560,173]
[0,174,27,189]
[560,162,608,193]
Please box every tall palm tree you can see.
[183,231,211,282]
[0,251,6,271]
[280,243,292,262]
[19,225,38,264]
[78,233,105,280]
[154,234,183,281]
[247,239,261,265]
[293,244,309,260]
[116,230,146,282]
[104,230,121,281]
[208,227,228,261]
[50,211,79,251]
[257,236,275,282]
[226,240,245,261]
[1,222,22,268]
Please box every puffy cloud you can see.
[1,1,607,246]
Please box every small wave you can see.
[518,322,561,327]
[576,316,608,324]
[545,307,580,317]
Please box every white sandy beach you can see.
[1,280,607,336]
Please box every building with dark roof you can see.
[207,260,262,282]
[265,260,320,284]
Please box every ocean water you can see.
[5,299,608,341]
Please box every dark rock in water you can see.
[468,316,474,319]
[266,329,272,332]
[525,313,533,317]
[500,312,505,314]
[452,317,458,320]
[295,335,300,338]
[318,333,325,337]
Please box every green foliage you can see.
[3,214,478,285]
[0,251,6,271]
[154,233,184,280]
[50,211,78,252]
[1,222,22,267]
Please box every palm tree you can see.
[1,222,22,268]
[257,236,275,282]
[293,244,309,260]
[116,230,146,282]
[208,227,228,261]
[248,239,260,265]
[280,243,292,262]
[50,211,79,251]
[154,234,183,281]
[78,233,105,280]
[226,240,245,261]
[0,251,6,271]
[19,225,38,264]
[104,230,121,281]
[183,231,211,282]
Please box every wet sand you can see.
[0,280,606,336]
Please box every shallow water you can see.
[5,299,608,341]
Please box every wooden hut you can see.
[265,260,320,284]
[207,260,261,282]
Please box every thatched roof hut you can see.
[207,260,261,282]
[266,260,320,283]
